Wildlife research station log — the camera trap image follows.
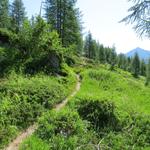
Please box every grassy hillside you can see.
[0,66,76,149]
[19,65,150,150]
[74,66,150,114]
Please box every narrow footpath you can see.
[5,74,81,150]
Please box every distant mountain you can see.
[126,47,150,61]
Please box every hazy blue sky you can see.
[22,0,149,53]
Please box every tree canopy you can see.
[120,0,150,38]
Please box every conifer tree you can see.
[105,47,112,64]
[120,0,150,38]
[45,0,82,51]
[84,32,96,59]
[98,44,106,63]
[10,0,26,32]
[140,59,146,76]
[0,0,10,28]
[109,46,117,70]
[127,57,132,72]
[131,53,140,77]
[145,58,150,86]
[118,53,127,70]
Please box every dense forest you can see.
[0,0,150,149]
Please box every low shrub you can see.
[0,28,17,44]
[101,114,150,149]
[19,135,50,150]
[35,109,95,149]
[0,72,75,148]
[76,99,120,131]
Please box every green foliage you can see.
[83,32,119,70]
[10,0,26,32]
[19,135,50,150]
[68,67,150,149]
[0,125,18,149]
[120,0,150,38]
[0,28,17,44]
[109,46,117,70]
[101,114,150,149]
[35,109,92,150]
[0,17,67,75]
[77,99,119,131]
[140,59,146,76]
[98,44,106,63]
[0,44,19,76]
[145,58,150,86]
[0,0,10,28]
[117,54,131,71]
[72,68,150,115]
[0,70,76,148]
[131,53,141,77]
[19,66,150,149]
[84,32,96,59]
[45,0,83,52]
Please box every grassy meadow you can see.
[0,67,76,149]
[19,65,150,150]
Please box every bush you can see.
[0,72,75,148]
[101,114,150,149]
[36,109,94,149]
[0,28,17,44]
[76,99,120,131]
[37,109,86,139]
[88,69,113,81]
[19,135,50,150]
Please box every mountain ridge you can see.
[126,47,150,60]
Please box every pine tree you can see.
[131,53,140,77]
[140,59,146,76]
[84,32,96,59]
[120,0,150,38]
[98,44,106,63]
[10,0,26,32]
[127,57,132,72]
[0,0,10,28]
[109,46,117,70]
[105,47,112,64]
[45,0,82,52]
[145,58,150,86]
[118,53,126,70]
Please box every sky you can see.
[22,0,150,53]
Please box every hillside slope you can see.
[19,65,150,150]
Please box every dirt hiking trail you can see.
[4,74,81,150]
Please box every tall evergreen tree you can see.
[84,32,96,59]
[45,0,82,52]
[10,0,26,32]
[131,53,140,77]
[117,53,127,70]
[105,47,112,64]
[140,59,146,76]
[109,46,117,70]
[98,44,106,63]
[0,0,10,28]
[127,57,132,72]
[145,58,150,86]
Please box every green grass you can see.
[19,66,150,150]
[0,68,76,149]
[72,68,150,115]
[67,67,150,149]
[19,135,49,150]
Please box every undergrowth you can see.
[19,67,150,149]
[0,66,76,149]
